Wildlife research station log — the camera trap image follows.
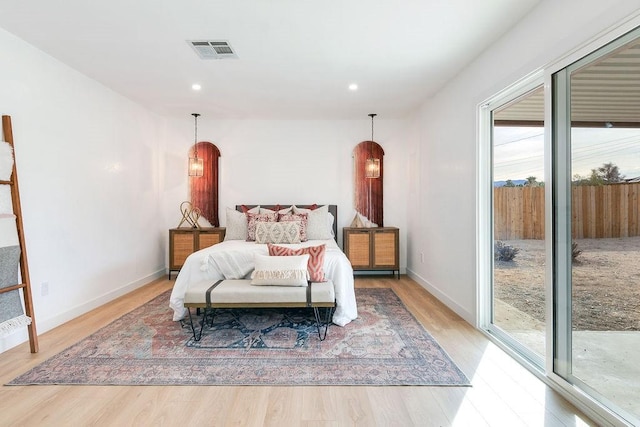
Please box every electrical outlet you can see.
[40,282,49,297]
[420,252,425,263]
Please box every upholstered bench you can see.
[184,279,336,342]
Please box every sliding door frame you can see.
[477,70,545,370]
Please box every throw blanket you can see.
[201,250,255,279]
[0,214,31,337]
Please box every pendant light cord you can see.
[368,113,376,158]
[192,113,200,159]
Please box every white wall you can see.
[0,28,167,352]
[406,0,640,323]
[162,118,410,268]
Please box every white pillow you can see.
[254,221,301,244]
[293,205,331,240]
[223,206,260,241]
[251,253,310,286]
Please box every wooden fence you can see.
[494,183,640,239]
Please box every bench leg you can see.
[187,307,199,341]
[313,306,334,341]
[187,307,210,342]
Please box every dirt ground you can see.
[494,237,640,331]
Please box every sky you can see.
[493,127,640,182]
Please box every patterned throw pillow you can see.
[251,253,310,286]
[267,243,326,282]
[255,221,301,244]
[278,213,308,241]
[246,212,278,241]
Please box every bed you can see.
[169,204,358,326]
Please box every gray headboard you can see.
[235,204,338,242]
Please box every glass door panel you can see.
[567,36,640,419]
[491,86,546,365]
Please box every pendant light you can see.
[365,113,380,179]
[188,113,204,177]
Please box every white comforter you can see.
[169,239,358,326]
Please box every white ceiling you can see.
[0,0,540,120]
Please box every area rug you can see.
[7,288,470,386]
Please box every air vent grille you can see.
[188,40,238,59]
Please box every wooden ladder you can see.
[1,115,38,353]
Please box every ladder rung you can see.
[0,179,14,185]
[0,283,26,294]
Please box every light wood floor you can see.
[0,276,594,426]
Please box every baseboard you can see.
[0,268,166,354]
[406,268,475,325]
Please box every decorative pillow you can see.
[268,243,327,282]
[255,221,301,244]
[278,212,308,241]
[260,204,293,215]
[293,205,331,240]
[224,206,259,241]
[246,212,278,241]
[251,253,310,286]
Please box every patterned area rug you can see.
[7,288,470,386]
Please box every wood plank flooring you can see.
[0,276,595,426]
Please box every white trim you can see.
[543,68,555,382]
[0,268,166,352]
[407,269,474,325]
[37,269,166,333]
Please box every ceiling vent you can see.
[188,40,238,59]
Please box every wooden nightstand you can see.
[343,227,399,278]
[169,227,225,279]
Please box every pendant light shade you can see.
[188,113,203,177]
[365,113,380,179]
[188,156,203,177]
[365,157,380,178]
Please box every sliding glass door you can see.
[481,24,640,425]
[553,29,640,423]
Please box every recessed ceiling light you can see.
[192,83,202,91]
[348,83,358,91]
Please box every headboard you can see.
[235,204,338,242]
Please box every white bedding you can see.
[169,239,358,326]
